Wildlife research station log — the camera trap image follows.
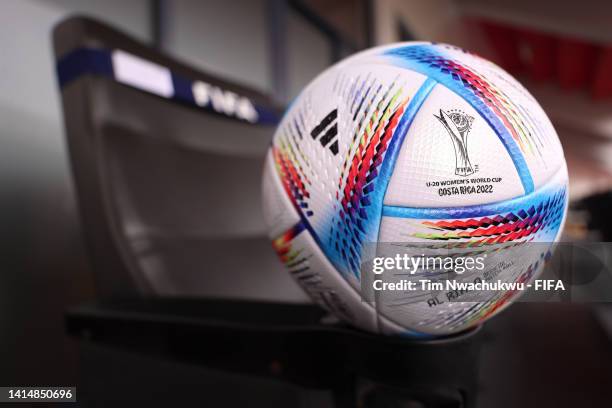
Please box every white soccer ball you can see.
[262,42,568,337]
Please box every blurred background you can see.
[1,0,612,405]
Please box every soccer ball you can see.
[262,42,568,337]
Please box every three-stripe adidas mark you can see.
[310,108,339,155]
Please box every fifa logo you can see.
[192,80,259,123]
[435,109,475,177]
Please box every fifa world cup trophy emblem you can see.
[434,109,475,177]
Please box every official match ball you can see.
[262,42,568,337]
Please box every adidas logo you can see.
[310,109,339,155]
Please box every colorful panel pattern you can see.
[272,75,436,281]
[414,187,566,243]
[265,41,568,336]
[385,44,536,193]
[272,142,313,217]
[330,90,410,275]
[416,258,541,331]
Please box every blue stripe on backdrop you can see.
[56,48,113,87]
[56,47,280,125]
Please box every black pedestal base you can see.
[66,298,482,407]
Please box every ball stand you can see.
[66,298,482,407]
